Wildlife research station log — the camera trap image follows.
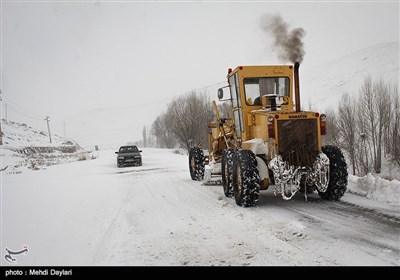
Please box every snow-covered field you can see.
[2,147,399,266]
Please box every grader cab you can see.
[189,63,348,207]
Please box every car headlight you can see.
[118,157,125,159]
[135,155,141,159]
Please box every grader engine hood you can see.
[251,110,321,168]
[276,115,319,168]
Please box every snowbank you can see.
[348,174,400,206]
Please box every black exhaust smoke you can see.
[261,14,305,112]
[260,14,306,64]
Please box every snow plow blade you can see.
[203,163,222,185]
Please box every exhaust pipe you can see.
[294,62,301,112]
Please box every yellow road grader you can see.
[189,62,348,207]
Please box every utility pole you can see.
[44,116,52,143]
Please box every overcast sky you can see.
[1,0,399,138]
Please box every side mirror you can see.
[218,88,224,100]
[139,150,142,152]
[115,152,118,154]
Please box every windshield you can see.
[119,146,139,153]
[244,77,289,106]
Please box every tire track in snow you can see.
[89,149,399,266]
[255,191,400,265]
[93,164,321,265]
[91,181,135,265]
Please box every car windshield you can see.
[119,146,138,153]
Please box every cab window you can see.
[244,77,289,106]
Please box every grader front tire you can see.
[222,148,235,197]
[189,147,205,181]
[318,145,348,200]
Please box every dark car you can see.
[115,145,142,167]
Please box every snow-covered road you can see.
[2,148,399,266]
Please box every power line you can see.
[6,103,44,121]
[191,81,226,93]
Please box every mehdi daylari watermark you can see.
[4,245,29,264]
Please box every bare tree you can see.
[388,84,400,166]
[218,101,233,119]
[324,108,340,146]
[142,126,147,147]
[358,77,392,173]
[357,101,374,175]
[374,79,392,173]
[357,77,379,174]
[333,76,398,175]
[151,114,177,148]
[337,93,358,175]
[164,91,213,150]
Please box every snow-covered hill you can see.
[0,120,93,174]
[2,120,73,147]
[301,41,399,111]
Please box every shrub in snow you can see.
[28,159,40,170]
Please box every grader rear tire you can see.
[232,150,260,207]
[222,148,235,197]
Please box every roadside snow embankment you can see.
[348,174,400,206]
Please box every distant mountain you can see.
[300,41,399,111]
